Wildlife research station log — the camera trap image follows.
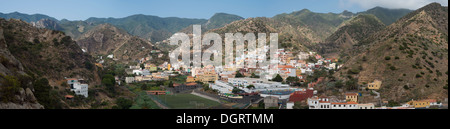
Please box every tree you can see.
[293,102,309,109]
[345,78,358,90]
[115,97,133,109]
[286,77,299,85]
[247,85,255,89]
[0,75,20,102]
[335,80,344,89]
[232,87,242,94]
[141,84,149,90]
[34,78,63,109]
[250,73,260,78]
[102,74,115,93]
[272,74,283,82]
[84,61,94,70]
[235,71,244,78]
[385,56,391,60]
[168,81,174,88]
[140,64,145,69]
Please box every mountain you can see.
[76,24,166,64]
[359,7,413,26]
[316,14,386,58]
[58,20,99,40]
[273,9,353,44]
[0,18,101,108]
[30,18,63,31]
[85,14,208,42]
[336,3,448,102]
[204,13,245,30]
[205,17,311,54]
[174,13,245,35]
[0,12,58,23]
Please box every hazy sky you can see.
[0,0,447,20]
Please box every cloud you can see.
[339,0,448,10]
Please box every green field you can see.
[155,94,221,109]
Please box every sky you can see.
[0,0,448,21]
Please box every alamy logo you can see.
[169,25,279,72]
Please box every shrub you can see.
[395,56,400,60]
[416,74,422,78]
[0,75,21,102]
[389,66,397,71]
[385,56,391,60]
[403,85,409,90]
[115,97,133,109]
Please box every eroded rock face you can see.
[0,102,44,109]
[31,19,62,31]
[0,88,44,109]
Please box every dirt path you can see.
[191,90,221,103]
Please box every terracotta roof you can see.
[277,65,295,69]
[66,78,78,81]
[65,95,74,98]
[186,83,198,86]
[147,91,166,93]
[345,93,358,96]
[427,99,437,102]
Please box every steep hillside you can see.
[273,9,352,44]
[31,19,63,31]
[58,20,99,40]
[76,24,167,64]
[207,17,311,53]
[359,7,413,26]
[336,3,448,102]
[316,14,386,58]
[0,18,102,108]
[85,14,207,42]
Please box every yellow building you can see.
[296,69,302,77]
[367,80,382,90]
[346,93,358,103]
[197,71,218,83]
[186,76,197,83]
[167,64,171,71]
[410,100,431,108]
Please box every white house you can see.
[107,54,114,59]
[331,102,359,109]
[125,77,135,84]
[133,70,143,75]
[71,82,88,98]
[358,103,375,109]
[308,96,331,109]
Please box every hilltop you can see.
[0,18,101,108]
[76,23,167,64]
[316,14,386,58]
[336,3,448,102]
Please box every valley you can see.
[0,2,447,109]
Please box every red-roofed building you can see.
[288,89,314,103]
